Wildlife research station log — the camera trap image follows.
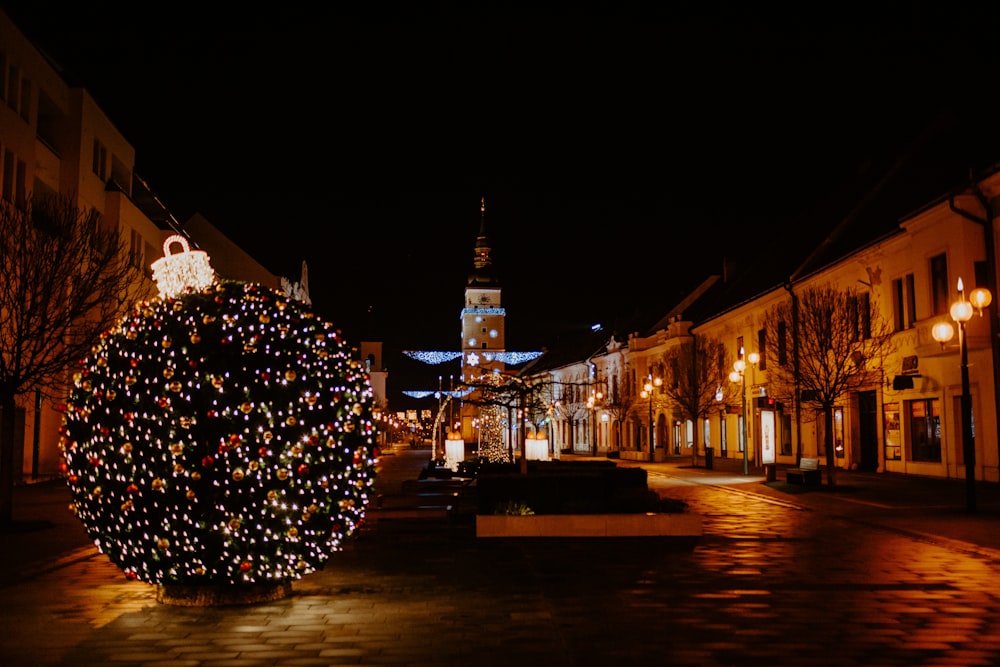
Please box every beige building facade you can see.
[534,173,999,484]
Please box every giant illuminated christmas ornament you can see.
[59,236,376,603]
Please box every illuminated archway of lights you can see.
[402,389,473,399]
[403,350,543,365]
[403,347,540,464]
[59,279,377,587]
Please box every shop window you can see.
[737,413,745,453]
[951,395,976,466]
[834,407,844,458]
[720,417,728,457]
[883,403,901,460]
[780,413,792,455]
[908,398,941,462]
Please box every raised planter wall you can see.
[476,465,651,515]
[476,513,703,538]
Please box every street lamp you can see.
[729,348,759,476]
[640,374,662,460]
[931,277,993,513]
[587,386,603,456]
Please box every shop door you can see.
[857,390,878,471]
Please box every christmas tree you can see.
[59,237,376,589]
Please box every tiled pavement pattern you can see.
[3,445,1000,666]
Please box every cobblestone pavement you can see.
[3,446,1000,666]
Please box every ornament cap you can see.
[150,235,216,298]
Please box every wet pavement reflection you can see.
[4,448,1000,666]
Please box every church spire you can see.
[468,196,498,286]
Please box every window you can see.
[777,320,787,366]
[18,75,29,121]
[129,229,144,269]
[0,51,7,102]
[7,65,17,110]
[905,274,916,326]
[952,395,976,466]
[834,407,845,458]
[847,292,872,341]
[720,417,728,457]
[737,413,745,453]
[930,253,949,316]
[757,329,767,371]
[14,158,25,207]
[884,403,901,460]
[908,398,941,462]
[781,413,792,455]
[892,274,916,331]
[92,138,107,180]
[2,149,13,202]
[858,291,871,340]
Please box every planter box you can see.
[476,512,702,538]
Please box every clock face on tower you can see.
[479,294,491,304]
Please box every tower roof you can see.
[467,197,499,287]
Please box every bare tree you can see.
[762,283,895,485]
[660,336,734,466]
[462,375,619,471]
[601,368,637,454]
[0,194,149,524]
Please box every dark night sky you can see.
[6,2,1000,401]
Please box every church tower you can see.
[459,198,506,441]
[401,197,540,460]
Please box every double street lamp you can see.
[931,277,992,513]
[640,374,662,460]
[587,386,603,456]
[729,348,759,476]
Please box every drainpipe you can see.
[949,179,1000,472]
[783,280,803,465]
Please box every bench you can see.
[785,457,822,485]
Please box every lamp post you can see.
[640,374,662,461]
[729,348,759,476]
[587,386,603,456]
[932,277,993,513]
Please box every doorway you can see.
[858,390,878,471]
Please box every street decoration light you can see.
[729,348,759,476]
[931,277,992,513]
[640,374,662,460]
